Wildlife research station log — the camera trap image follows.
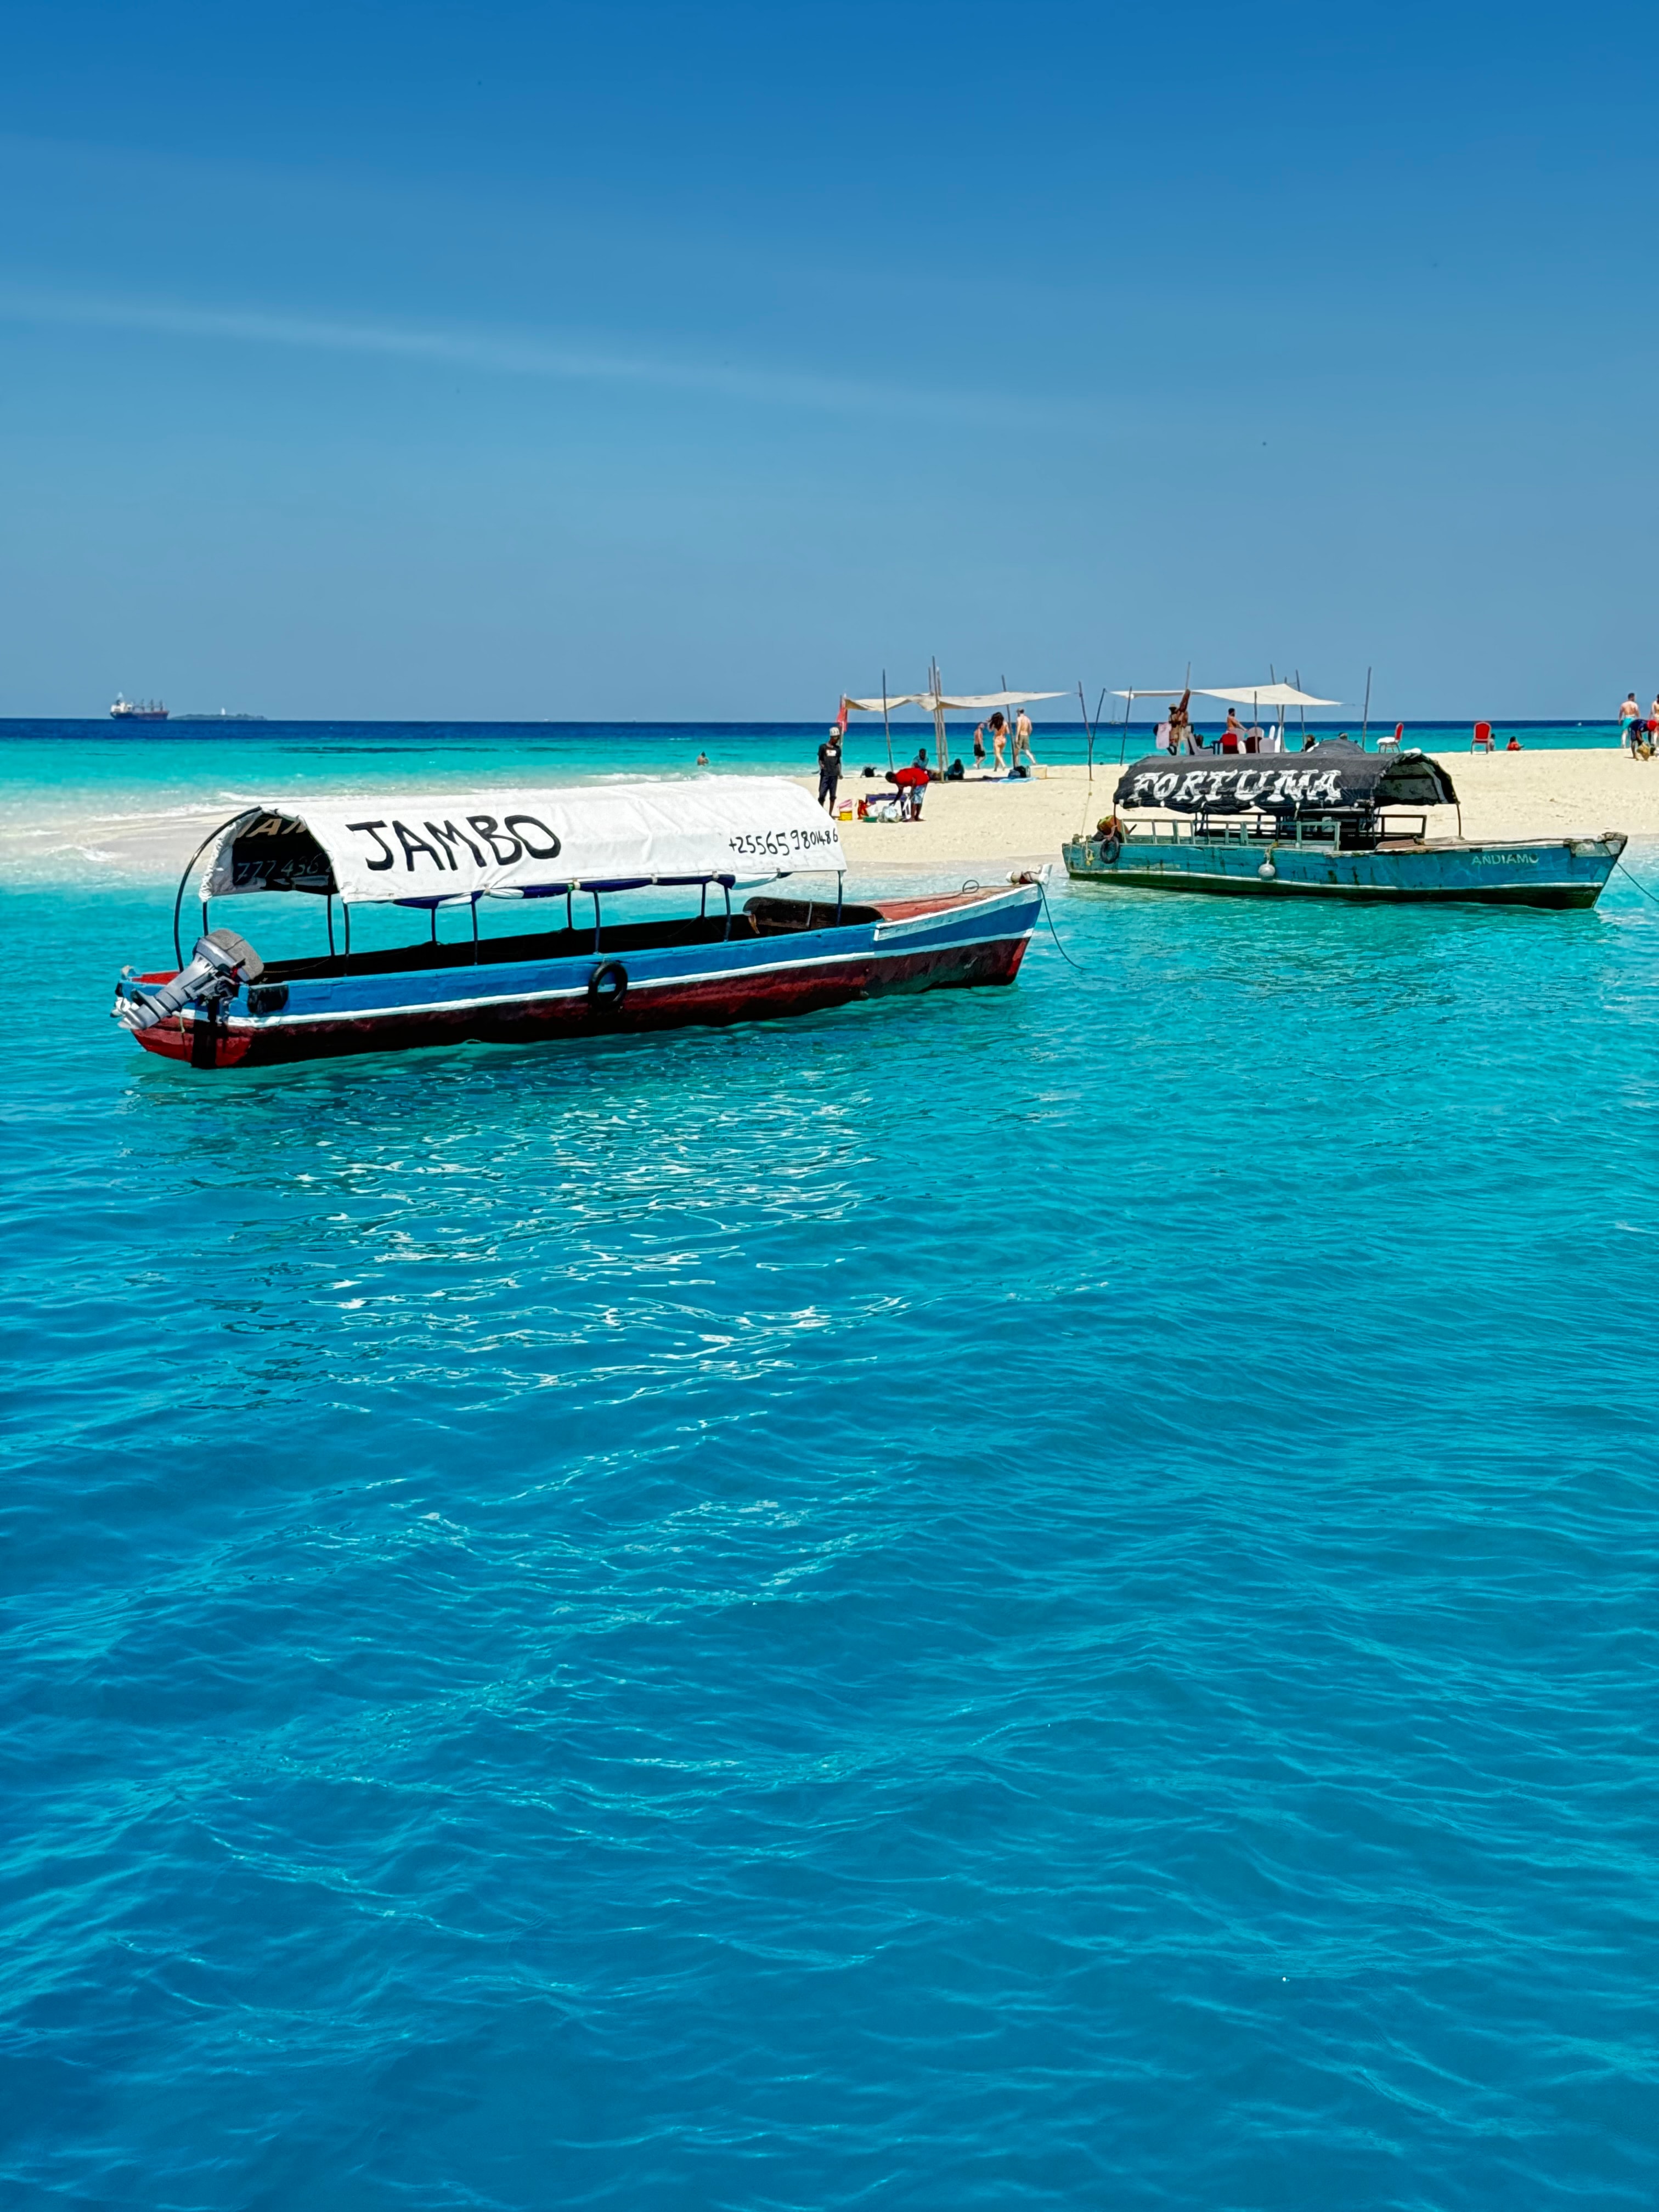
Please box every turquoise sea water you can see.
[4,723,1658,2208]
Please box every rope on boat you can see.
[1615,857,1659,911]
[1036,881,1097,974]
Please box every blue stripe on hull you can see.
[263,894,1037,1026]
[126,888,1043,1068]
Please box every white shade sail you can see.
[1111,683,1340,707]
[916,690,1065,712]
[1197,683,1340,707]
[847,689,1063,712]
[200,777,845,906]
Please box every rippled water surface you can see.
[4,728,1658,2208]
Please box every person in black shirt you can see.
[817,730,843,810]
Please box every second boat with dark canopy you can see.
[1064,740,1626,908]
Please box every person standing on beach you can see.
[973,723,987,768]
[817,728,843,811]
[1619,692,1642,749]
[1167,690,1195,754]
[1013,706,1038,768]
[988,712,1008,770]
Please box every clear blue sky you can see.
[2,0,1652,720]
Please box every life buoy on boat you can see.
[587,960,629,1014]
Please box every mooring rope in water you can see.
[1615,857,1659,912]
[1036,880,1097,974]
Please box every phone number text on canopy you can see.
[727,824,842,860]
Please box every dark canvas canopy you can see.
[1114,740,1459,817]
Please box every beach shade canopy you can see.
[845,689,1064,713]
[916,689,1065,712]
[1114,738,1458,816]
[1109,685,1340,707]
[198,777,845,906]
[1195,682,1341,707]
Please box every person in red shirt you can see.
[892,748,930,819]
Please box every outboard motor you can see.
[116,927,264,1032]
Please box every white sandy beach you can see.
[825,751,1659,873]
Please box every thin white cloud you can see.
[0,283,1068,428]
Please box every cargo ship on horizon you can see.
[110,694,168,720]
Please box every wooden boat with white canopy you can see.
[112,777,1042,1068]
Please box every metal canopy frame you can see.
[182,858,847,977]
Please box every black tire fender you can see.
[1101,833,1122,865]
[588,960,629,1014]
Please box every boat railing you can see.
[1119,812,1342,850]
[1111,809,1433,852]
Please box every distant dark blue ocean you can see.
[4,722,1657,2209]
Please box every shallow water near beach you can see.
[4,724,1658,2209]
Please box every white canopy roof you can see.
[1111,683,1340,707]
[1198,683,1340,707]
[917,690,1065,712]
[200,777,844,906]
[844,689,1062,713]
